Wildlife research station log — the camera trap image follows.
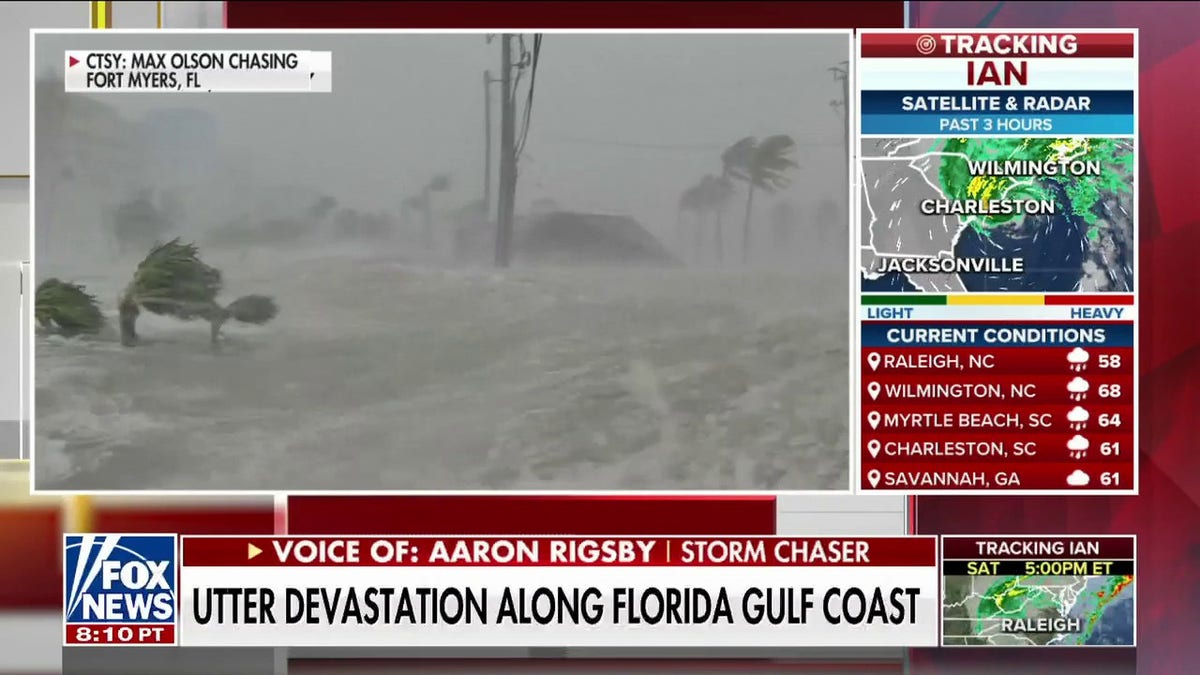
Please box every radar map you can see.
[860,137,1134,293]
[942,571,1136,646]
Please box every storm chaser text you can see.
[128,51,301,70]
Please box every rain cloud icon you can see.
[1067,434,1089,459]
[1067,347,1090,372]
[1067,377,1090,401]
[1066,406,1090,430]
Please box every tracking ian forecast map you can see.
[860,137,1135,293]
[942,572,1136,646]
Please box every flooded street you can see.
[34,252,849,491]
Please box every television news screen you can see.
[0,1,1194,674]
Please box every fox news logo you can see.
[64,534,177,645]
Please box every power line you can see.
[514,34,541,159]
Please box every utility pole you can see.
[482,69,493,219]
[840,65,849,161]
[494,34,517,268]
[832,61,850,168]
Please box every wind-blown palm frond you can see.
[119,239,279,347]
[746,134,799,191]
[127,238,222,320]
[678,182,704,212]
[427,174,451,192]
[721,134,799,265]
[225,294,279,325]
[35,278,105,336]
[720,136,757,181]
[699,174,735,209]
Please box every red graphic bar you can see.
[863,432,1129,463]
[64,624,175,645]
[182,536,936,567]
[0,507,61,608]
[861,403,1133,434]
[226,1,904,29]
[942,535,1135,560]
[862,373,1133,404]
[1044,294,1136,306]
[860,32,1135,58]
[861,347,1133,374]
[861,461,1131,492]
[93,505,275,535]
[287,496,777,535]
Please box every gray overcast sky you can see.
[35,32,850,231]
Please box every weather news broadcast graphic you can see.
[855,30,1137,495]
[63,534,179,646]
[177,535,939,648]
[34,31,854,494]
[940,535,1136,647]
[63,50,333,93]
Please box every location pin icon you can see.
[867,439,881,458]
[867,410,881,429]
[867,352,882,371]
[867,469,881,488]
[867,382,881,400]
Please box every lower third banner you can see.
[178,535,939,648]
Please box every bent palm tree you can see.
[677,181,707,259]
[724,135,798,265]
[718,137,757,264]
[769,199,799,248]
[698,173,735,262]
[118,238,279,347]
[419,173,452,248]
[36,279,105,336]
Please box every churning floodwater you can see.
[34,250,850,491]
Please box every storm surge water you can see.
[34,250,849,491]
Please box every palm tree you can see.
[35,279,105,336]
[698,173,735,263]
[769,199,799,249]
[677,182,706,260]
[416,173,452,249]
[678,175,737,264]
[307,195,338,220]
[118,239,279,347]
[718,138,756,264]
[722,135,798,265]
